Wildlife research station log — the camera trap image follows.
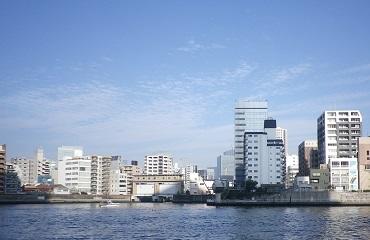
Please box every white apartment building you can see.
[286,154,299,188]
[36,147,50,176]
[182,164,198,191]
[110,168,129,195]
[329,157,358,191]
[276,127,288,154]
[91,156,111,195]
[9,157,37,185]
[244,119,285,186]
[234,100,268,185]
[317,110,362,164]
[144,154,173,175]
[57,146,83,186]
[64,157,91,193]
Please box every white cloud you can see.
[176,40,226,53]
[0,62,252,167]
[252,63,311,97]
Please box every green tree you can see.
[244,179,258,192]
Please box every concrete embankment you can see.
[208,191,370,207]
[172,194,212,203]
[0,194,132,204]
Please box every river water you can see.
[1,203,370,239]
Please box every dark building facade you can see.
[298,140,319,176]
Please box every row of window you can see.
[327,112,359,116]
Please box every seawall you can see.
[208,191,370,207]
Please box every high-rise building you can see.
[10,157,37,185]
[244,119,285,186]
[0,144,6,193]
[358,137,370,191]
[184,164,198,190]
[90,156,112,195]
[317,110,362,164]
[57,146,83,186]
[217,149,235,181]
[298,140,319,176]
[285,154,299,188]
[234,100,268,185]
[144,153,173,175]
[276,127,288,154]
[64,156,91,194]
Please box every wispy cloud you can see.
[251,63,311,97]
[337,63,370,75]
[176,40,225,53]
[3,59,369,165]
[0,62,250,166]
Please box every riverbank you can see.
[208,191,370,207]
[0,193,132,204]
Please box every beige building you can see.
[0,144,6,193]
[122,164,141,194]
[109,168,129,195]
[10,157,37,185]
[133,174,184,197]
[358,137,370,191]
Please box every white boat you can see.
[99,200,120,208]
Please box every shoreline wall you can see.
[209,191,370,206]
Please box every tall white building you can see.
[244,119,285,186]
[217,149,235,181]
[182,164,198,191]
[91,156,111,195]
[144,153,173,175]
[57,146,83,186]
[285,154,299,188]
[317,110,362,164]
[234,100,268,185]
[276,127,288,154]
[64,156,91,193]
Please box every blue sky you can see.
[1,1,370,168]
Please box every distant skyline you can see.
[1,1,370,167]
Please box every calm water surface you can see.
[1,203,370,239]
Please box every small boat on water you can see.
[99,200,120,208]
